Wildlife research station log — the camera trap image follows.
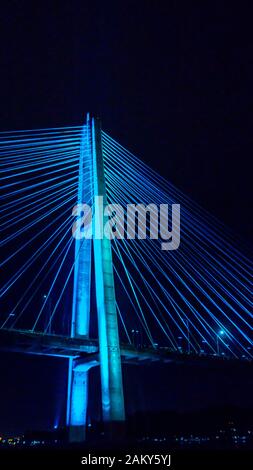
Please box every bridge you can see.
[0,114,252,441]
[1,327,246,366]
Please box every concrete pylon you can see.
[67,117,92,442]
[92,117,125,434]
[67,114,125,442]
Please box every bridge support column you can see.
[67,363,89,442]
[67,359,98,442]
[67,115,125,441]
[67,118,92,442]
[92,117,126,436]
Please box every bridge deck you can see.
[0,329,251,369]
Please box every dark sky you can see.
[0,0,253,435]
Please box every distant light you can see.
[54,425,57,429]
[219,330,225,336]
[43,294,47,299]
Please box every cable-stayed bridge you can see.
[0,114,252,441]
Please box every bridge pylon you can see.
[67,114,125,442]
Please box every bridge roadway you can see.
[0,328,251,370]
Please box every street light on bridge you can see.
[217,329,225,355]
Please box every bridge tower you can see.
[67,114,125,442]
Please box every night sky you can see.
[0,1,253,436]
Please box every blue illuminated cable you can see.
[0,176,88,224]
[114,238,203,353]
[104,136,253,263]
[0,140,80,155]
[143,239,252,355]
[106,174,253,315]
[103,131,252,251]
[9,195,93,329]
[113,235,212,354]
[0,139,80,155]
[107,197,203,348]
[112,262,154,345]
[103,153,253,275]
[44,238,88,333]
[0,192,78,270]
[108,173,253,308]
[32,236,74,331]
[0,168,79,200]
[126,222,251,356]
[174,243,253,318]
[0,125,82,135]
[0,135,81,147]
[0,146,80,163]
[0,174,78,213]
[0,181,78,227]
[111,241,155,345]
[107,181,252,342]
[115,301,132,344]
[114,234,239,357]
[105,174,252,286]
[105,165,251,302]
[0,208,74,297]
[0,150,80,171]
[0,186,78,231]
[106,187,251,356]
[0,161,80,190]
[141,236,252,354]
[3,218,74,328]
[112,250,175,346]
[105,167,253,294]
[112,233,188,349]
[0,191,76,249]
[0,147,79,161]
[113,242,180,350]
[0,155,79,172]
